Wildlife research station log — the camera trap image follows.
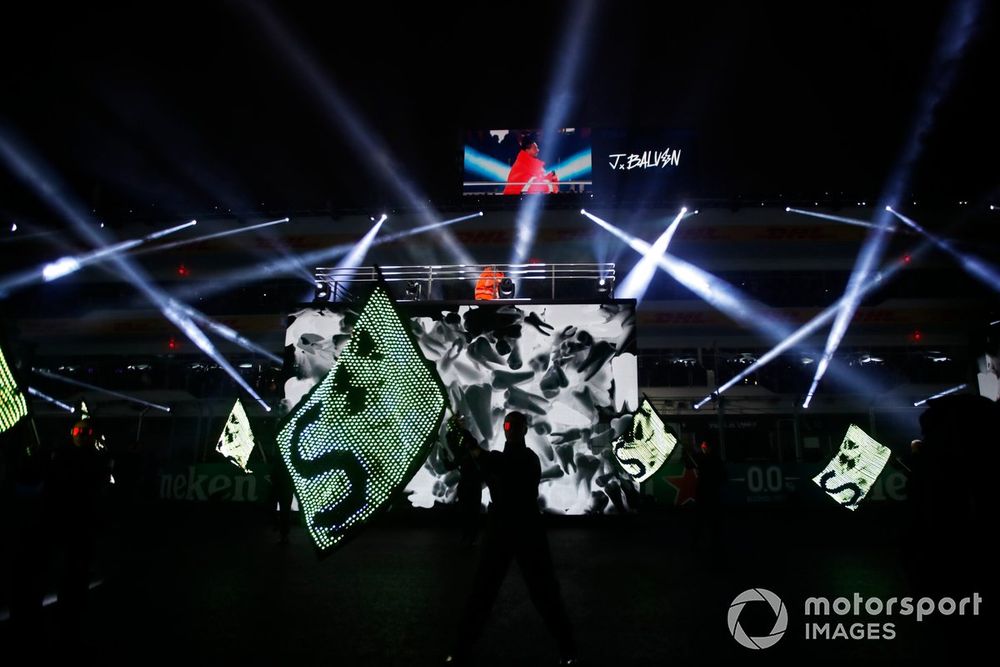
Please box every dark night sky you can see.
[0,1,996,222]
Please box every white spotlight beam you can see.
[801,0,983,408]
[509,1,597,267]
[888,207,1000,292]
[0,133,269,411]
[0,219,196,295]
[785,207,895,231]
[583,209,776,325]
[693,239,936,410]
[27,386,74,413]
[167,299,282,365]
[802,205,897,408]
[618,207,688,302]
[175,241,353,301]
[580,209,898,409]
[44,220,197,280]
[335,214,386,269]
[375,211,482,247]
[160,302,273,411]
[173,211,483,302]
[131,217,288,256]
[913,383,967,407]
[33,368,171,412]
[144,220,199,241]
[241,2,474,267]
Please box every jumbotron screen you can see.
[283,299,639,514]
[463,128,593,196]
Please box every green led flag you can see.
[216,398,256,473]
[0,343,28,434]
[276,283,447,553]
[612,396,677,483]
[812,424,891,510]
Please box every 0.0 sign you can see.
[746,465,786,494]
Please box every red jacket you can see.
[503,151,559,195]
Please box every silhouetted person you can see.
[901,394,997,654]
[45,418,111,637]
[442,416,484,545]
[893,438,921,475]
[904,394,997,597]
[261,421,294,545]
[4,417,47,645]
[687,440,725,558]
[448,412,576,665]
[273,470,294,545]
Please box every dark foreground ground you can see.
[1,502,993,665]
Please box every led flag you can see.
[0,343,28,433]
[612,396,677,483]
[276,282,447,554]
[812,424,891,511]
[216,398,256,473]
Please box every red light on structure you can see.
[903,254,911,265]
[910,330,922,343]
[177,264,189,277]
[168,337,178,351]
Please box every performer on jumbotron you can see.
[503,134,560,195]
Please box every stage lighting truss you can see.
[612,396,678,483]
[0,343,28,433]
[812,424,891,511]
[275,281,447,554]
[315,263,615,301]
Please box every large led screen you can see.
[463,128,593,196]
[283,300,639,514]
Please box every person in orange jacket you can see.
[475,266,505,300]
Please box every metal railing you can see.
[315,263,615,300]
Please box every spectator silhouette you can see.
[905,394,997,596]
[260,419,294,545]
[442,415,484,545]
[448,411,576,665]
[45,418,111,637]
[685,440,725,559]
[3,417,47,646]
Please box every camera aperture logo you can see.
[728,588,788,650]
